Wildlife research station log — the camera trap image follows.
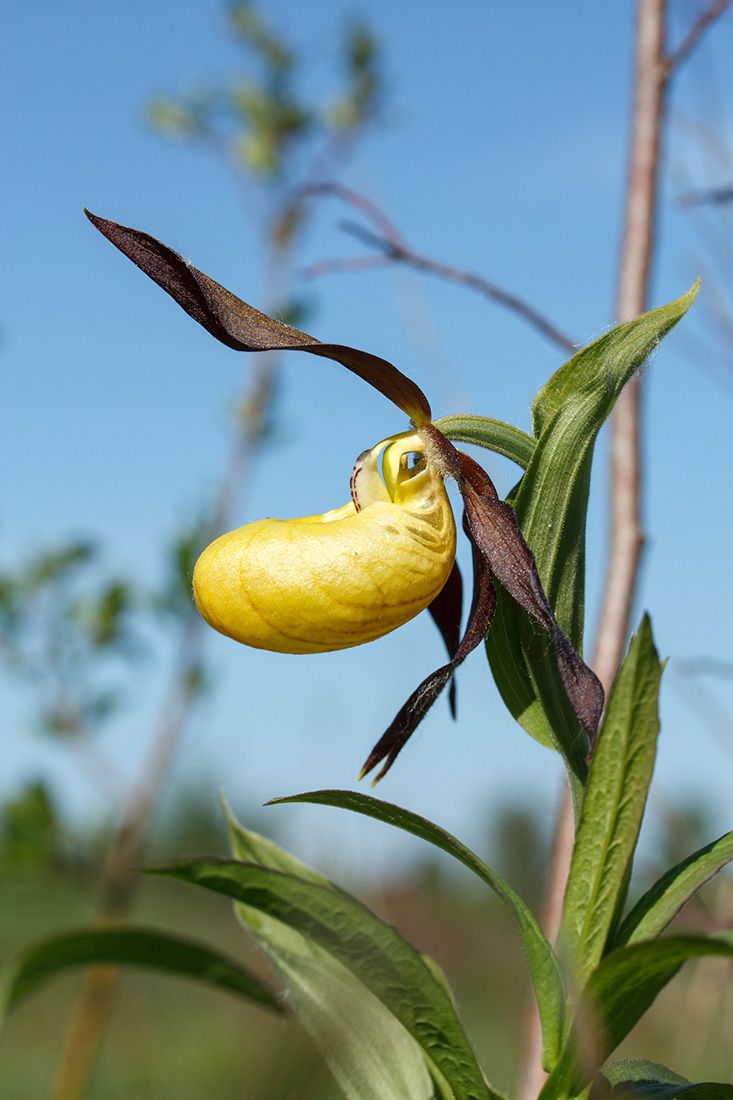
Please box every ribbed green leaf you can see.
[0,925,282,1019]
[530,282,698,437]
[152,850,497,1100]
[560,616,662,988]
[540,934,733,1099]
[595,1060,733,1100]
[433,415,536,470]
[269,789,566,1071]
[610,830,733,949]
[486,286,697,786]
[599,1058,691,1090]
[264,933,437,1100]
[223,813,439,1100]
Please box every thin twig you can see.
[672,658,733,761]
[302,252,392,280]
[664,0,732,74]
[300,181,578,355]
[298,180,407,249]
[49,968,119,1100]
[679,182,733,206]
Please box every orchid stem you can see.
[518,1,730,1096]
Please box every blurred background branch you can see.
[35,6,385,1098]
[298,180,579,354]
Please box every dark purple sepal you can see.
[85,211,432,422]
[458,451,604,743]
[427,559,463,718]
[361,530,495,783]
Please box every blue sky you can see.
[3,0,732,875]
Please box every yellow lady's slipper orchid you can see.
[192,431,456,654]
[86,209,605,781]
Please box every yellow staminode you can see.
[193,431,456,654]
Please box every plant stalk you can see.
[518,1,667,1095]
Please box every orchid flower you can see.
[86,210,604,780]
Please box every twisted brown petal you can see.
[418,424,603,744]
[427,559,463,717]
[361,527,495,783]
[85,211,432,423]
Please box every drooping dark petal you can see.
[457,449,604,743]
[361,530,495,783]
[427,559,463,717]
[85,211,432,423]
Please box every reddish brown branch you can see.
[593,0,666,698]
[300,181,578,355]
[522,3,731,1097]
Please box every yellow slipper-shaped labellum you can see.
[193,431,456,654]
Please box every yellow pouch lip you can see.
[192,430,456,655]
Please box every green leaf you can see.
[530,282,699,437]
[674,1089,733,1100]
[560,616,663,988]
[224,805,440,1100]
[269,789,566,1071]
[152,850,497,1100]
[226,803,440,1098]
[608,1088,733,1100]
[263,932,437,1100]
[540,934,733,1099]
[0,925,282,1021]
[434,415,535,470]
[594,1060,733,1100]
[610,830,733,949]
[600,1058,691,1089]
[486,285,698,785]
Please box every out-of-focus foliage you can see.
[0,782,61,873]
[147,3,381,191]
[155,520,211,624]
[0,542,139,743]
[493,805,548,913]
